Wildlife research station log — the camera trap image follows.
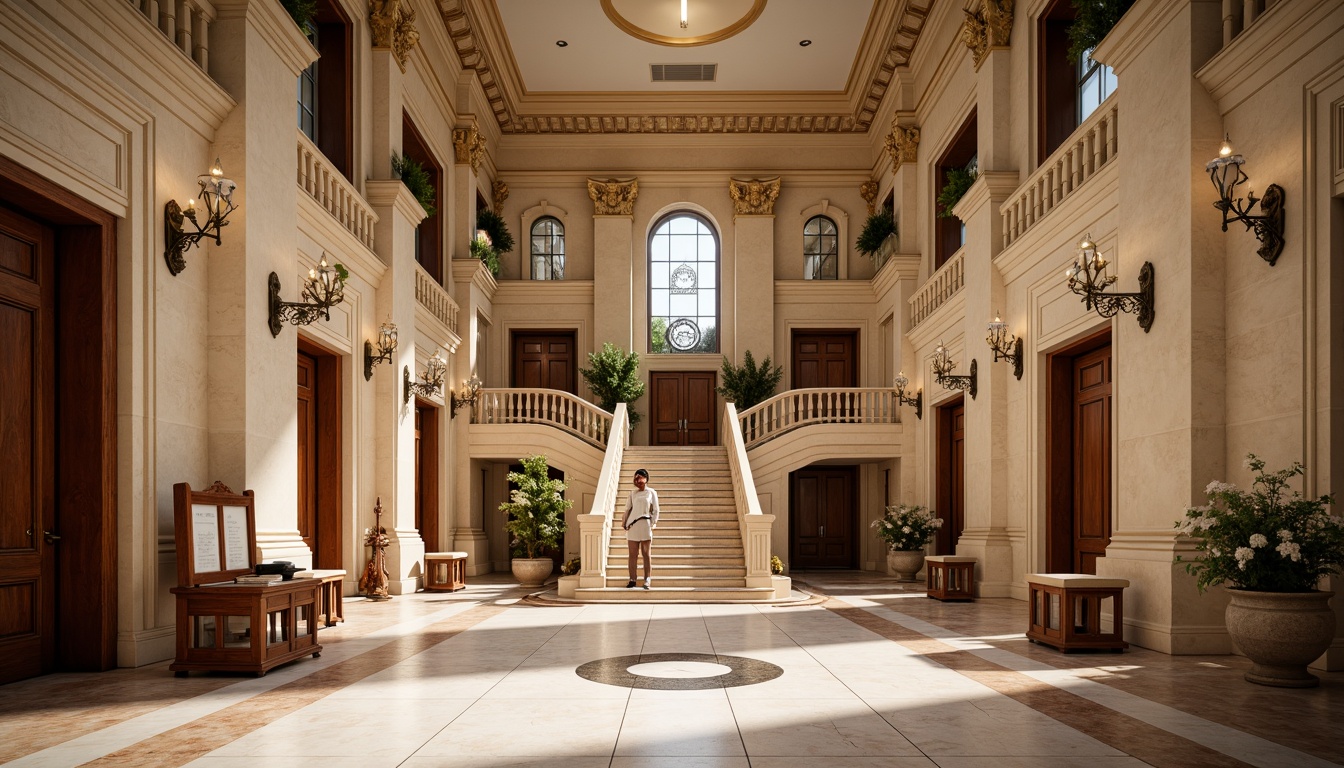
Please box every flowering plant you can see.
[1175,454,1344,593]
[872,504,943,551]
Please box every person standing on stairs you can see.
[622,467,660,589]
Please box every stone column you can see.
[729,177,780,360]
[452,123,486,264]
[588,178,638,351]
[450,258,495,574]
[883,116,920,255]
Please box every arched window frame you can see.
[647,210,720,354]
[798,201,849,280]
[803,214,840,280]
[520,202,570,281]
[529,216,565,280]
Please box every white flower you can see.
[1277,529,1293,542]
[1276,541,1302,562]
[901,526,911,534]
[1234,547,1254,569]
[1248,533,1268,548]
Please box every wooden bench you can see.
[424,552,468,592]
[925,555,976,601]
[1026,573,1129,652]
[297,569,346,627]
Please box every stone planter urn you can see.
[511,557,554,588]
[1224,589,1336,688]
[887,550,925,582]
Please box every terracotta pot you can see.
[511,557,554,588]
[887,550,925,582]
[1224,589,1336,688]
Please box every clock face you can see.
[670,264,698,293]
[666,318,701,351]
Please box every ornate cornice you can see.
[587,178,638,215]
[860,180,879,215]
[370,0,420,74]
[883,123,920,172]
[960,0,1013,71]
[492,180,509,213]
[452,123,487,170]
[728,177,781,216]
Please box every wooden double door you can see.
[791,331,858,389]
[512,331,576,393]
[650,372,716,446]
[790,467,856,568]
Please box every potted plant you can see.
[937,161,978,219]
[855,207,897,260]
[1175,454,1344,687]
[717,350,783,409]
[472,208,513,278]
[391,152,436,218]
[1067,0,1137,64]
[579,342,646,427]
[873,504,943,581]
[500,454,572,587]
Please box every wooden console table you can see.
[925,555,976,601]
[424,552,468,592]
[170,578,322,676]
[1025,573,1129,652]
[298,569,346,626]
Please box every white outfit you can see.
[622,488,660,542]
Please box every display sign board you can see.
[173,481,258,586]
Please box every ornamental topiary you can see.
[579,343,646,427]
[717,350,783,410]
[500,454,572,560]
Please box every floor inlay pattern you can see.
[575,652,784,690]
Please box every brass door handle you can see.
[44,531,61,544]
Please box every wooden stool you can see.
[925,556,976,601]
[424,552,468,592]
[1025,573,1129,652]
[297,569,346,627]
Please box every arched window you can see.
[649,212,718,353]
[804,215,838,280]
[530,217,564,280]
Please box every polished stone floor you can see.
[2,571,1341,767]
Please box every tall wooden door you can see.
[650,371,716,446]
[1072,345,1112,573]
[935,399,965,555]
[297,345,341,569]
[791,331,858,388]
[790,467,856,568]
[415,404,440,551]
[0,205,56,685]
[512,331,576,393]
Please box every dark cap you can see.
[634,468,649,479]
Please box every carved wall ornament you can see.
[492,180,509,214]
[883,124,920,172]
[959,0,1013,70]
[860,180,879,215]
[587,178,639,215]
[452,124,487,170]
[370,0,420,74]
[728,177,781,216]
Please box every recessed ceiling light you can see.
[799,39,812,47]
[556,40,568,47]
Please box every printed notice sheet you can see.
[191,504,221,573]
[222,506,250,570]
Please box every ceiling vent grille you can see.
[651,64,717,82]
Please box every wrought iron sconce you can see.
[164,158,237,276]
[931,342,976,399]
[403,350,448,405]
[1206,135,1285,266]
[1066,235,1155,333]
[268,255,348,337]
[892,371,922,420]
[363,321,398,380]
[985,313,1023,380]
[449,375,483,419]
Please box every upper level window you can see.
[935,112,977,269]
[531,217,565,280]
[298,24,318,140]
[1038,0,1117,162]
[803,215,838,280]
[295,0,352,178]
[403,115,443,284]
[1077,49,1116,124]
[649,213,718,354]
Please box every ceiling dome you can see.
[601,0,767,47]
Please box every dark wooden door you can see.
[1073,346,1112,573]
[936,399,965,555]
[650,371,716,446]
[297,345,341,569]
[297,352,318,559]
[791,467,855,568]
[416,404,440,551]
[512,331,576,393]
[791,331,858,389]
[0,205,56,685]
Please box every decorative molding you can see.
[883,123,920,172]
[492,179,509,213]
[728,177,781,216]
[587,178,638,215]
[370,0,420,74]
[960,0,1014,71]
[860,180,879,215]
[452,123,487,169]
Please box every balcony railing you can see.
[415,264,459,335]
[1220,0,1282,46]
[473,389,614,449]
[296,131,377,251]
[736,388,900,450]
[910,249,965,329]
[1001,96,1118,248]
[129,0,214,71]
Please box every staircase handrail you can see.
[577,403,629,588]
[723,403,774,589]
[736,387,899,449]
[474,388,614,448]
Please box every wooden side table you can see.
[926,555,976,601]
[1026,573,1130,652]
[297,569,346,627]
[170,579,322,676]
[424,552,468,592]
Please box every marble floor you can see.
[2,571,1341,768]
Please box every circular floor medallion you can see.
[576,652,783,690]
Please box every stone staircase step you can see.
[603,576,749,588]
[574,586,777,602]
[605,555,744,567]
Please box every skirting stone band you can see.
[575,652,784,690]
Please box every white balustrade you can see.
[415,264,459,334]
[909,250,965,329]
[1221,0,1281,46]
[130,0,213,71]
[736,388,900,450]
[296,131,378,251]
[472,389,614,449]
[578,403,629,589]
[722,403,774,589]
[1001,97,1119,248]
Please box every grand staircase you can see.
[574,446,777,601]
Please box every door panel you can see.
[297,353,318,556]
[935,399,965,555]
[791,467,855,568]
[415,405,440,551]
[650,372,717,446]
[791,331,858,389]
[511,332,576,393]
[1073,347,1112,574]
[683,373,716,445]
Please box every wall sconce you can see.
[363,321,398,380]
[268,255,348,337]
[892,371,922,420]
[1066,234,1155,333]
[404,350,448,405]
[1206,135,1285,266]
[931,342,976,399]
[164,158,237,276]
[985,313,1023,380]
[449,375,483,419]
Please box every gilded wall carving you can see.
[728,177,781,216]
[860,180,879,215]
[587,178,638,215]
[492,180,509,214]
[370,0,420,74]
[452,124,487,170]
[960,0,1013,70]
[883,124,920,172]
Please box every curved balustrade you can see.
[737,388,899,449]
[473,389,613,448]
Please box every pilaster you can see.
[450,258,496,574]
[732,215,775,359]
[593,215,635,350]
